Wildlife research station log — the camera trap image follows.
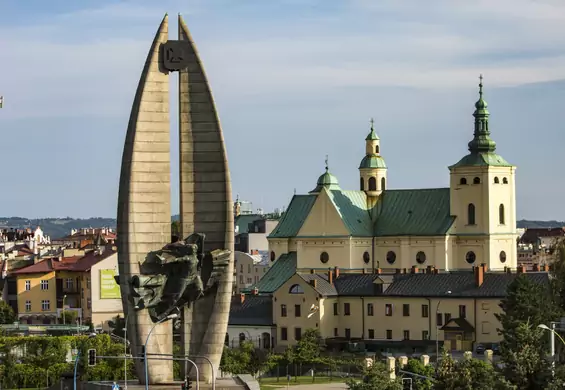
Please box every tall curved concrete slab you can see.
[178,14,235,382]
[116,15,173,384]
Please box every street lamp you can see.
[144,313,179,390]
[538,323,565,377]
[62,295,68,325]
[436,290,452,372]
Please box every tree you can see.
[59,310,78,325]
[403,358,434,390]
[0,300,15,324]
[496,273,559,388]
[294,328,324,363]
[435,352,514,390]
[346,361,402,390]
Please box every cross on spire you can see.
[370,117,374,130]
[479,74,483,97]
[325,155,329,172]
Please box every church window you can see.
[416,251,426,264]
[386,251,396,264]
[375,145,380,154]
[473,177,481,184]
[499,251,507,263]
[363,251,370,264]
[360,177,364,191]
[467,204,476,225]
[270,251,276,262]
[494,177,500,184]
[381,177,386,191]
[466,251,476,264]
[289,284,304,294]
[368,177,377,191]
[320,251,329,264]
[502,177,508,184]
[499,204,505,225]
[459,178,467,185]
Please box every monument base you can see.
[84,379,247,390]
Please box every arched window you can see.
[502,177,508,184]
[494,177,500,184]
[381,177,386,191]
[239,333,246,343]
[468,203,476,225]
[473,177,481,184]
[289,284,304,294]
[375,145,380,154]
[499,204,505,225]
[363,251,370,264]
[368,177,377,191]
[460,178,467,185]
[270,251,276,262]
[360,177,364,191]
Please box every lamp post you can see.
[124,314,129,390]
[538,323,565,377]
[62,295,67,325]
[435,290,452,373]
[144,313,179,390]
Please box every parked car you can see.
[475,344,485,354]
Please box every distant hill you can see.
[0,216,562,240]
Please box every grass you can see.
[259,375,346,389]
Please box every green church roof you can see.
[359,155,387,169]
[268,195,316,238]
[326,189,374,236]
[244,252,297,293]
[310,167,341,193]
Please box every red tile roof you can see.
[11,246,116,275]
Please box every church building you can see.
[268,77,518,273]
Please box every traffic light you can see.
[88,349,96,366]
[181,377,192,390]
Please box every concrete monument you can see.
[117,14,234,385]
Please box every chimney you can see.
[376,268,382,274]
[517,265,526,274]
[411,266,418,274]
[433,268,439,274]
[395,269,401,274]
[252,287,259,295]
[328,268,333,284]
[481,263,488,273]
[334,266,340,279]
[309,279,317,288]
[533,264,540,272]
[240,293,245,304]
[310,269,315,274]
[426,265,432,274]
[403,268,408,274]
[541,264,549,272]
[474,265,484,287]
[362,268,366,275]
[506,267,512,274]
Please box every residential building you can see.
[234,79,547,354]
[227,294,274,350]
[12,245,122,327]
[234,251,269,294]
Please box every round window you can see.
[386,251,396,264]
[416,251,426,264]
[270,251,276,262]
[320,252,329,264]
[466,251,476,264]
[500,251,507,263]
[363,251,370,264]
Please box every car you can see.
[492,344,500,355]
[475,344,485,354]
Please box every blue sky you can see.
[1,0,564,220]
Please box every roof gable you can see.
[268,196,316,238]
[327,190,373,236]
[229,295,273,326]
[298,189,350,237]
[374,188,454,236]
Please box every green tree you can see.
[60,310,78,325]
[0,301,15,324]
[496,273,559,388]
[346,361,402,390]
[403,358,434,390]
[435,352,514,390]
[294,328,324,363]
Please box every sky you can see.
[0,0,564,220]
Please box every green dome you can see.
[309,169,340,193]
[359,155,387,169]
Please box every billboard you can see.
[100,269,121,299]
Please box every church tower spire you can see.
[468,75,497,154]
[359,118,387,197]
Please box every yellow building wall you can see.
[297,190,349,238]
[297,238,351,269]
[17,272,57,315]
[351,239,373,270]
[269,239,289,262]
[273,275,321,348]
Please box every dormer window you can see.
[473,177,481,184]
[459,178,467,185]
